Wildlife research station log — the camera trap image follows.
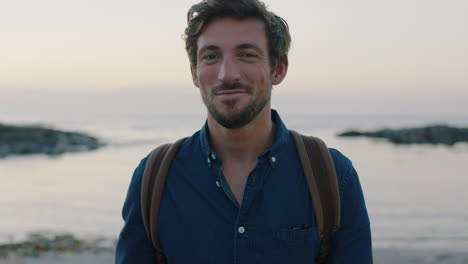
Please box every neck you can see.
[207,107,275,164]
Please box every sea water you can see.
[1,90,467,251]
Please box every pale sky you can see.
[1,0,467,99]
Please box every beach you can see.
[374,248,468,264]
[1,248,468,264]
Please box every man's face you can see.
[191,17,286,129]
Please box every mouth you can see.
[214,89,249,100]
[215,89,247,96]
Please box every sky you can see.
[1,0,467,110]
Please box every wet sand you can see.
[1,248,468,264]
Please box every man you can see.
[116,0,372,263]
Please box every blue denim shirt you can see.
[116,110,372,263]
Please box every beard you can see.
[201,82,271,129]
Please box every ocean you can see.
[1,90,467,251]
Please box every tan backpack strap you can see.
[290,130,341,264]
[141,137,187,263]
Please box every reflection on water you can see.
[1,114,468,251]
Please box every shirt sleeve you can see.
[115,156,157,264]
[328,150,373,264]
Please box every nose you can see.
[217,57,241,84]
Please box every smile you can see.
[215,89,249,100]
[215,89,248,95]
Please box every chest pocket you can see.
[253,226,320,264]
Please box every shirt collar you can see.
[199,109,290,168]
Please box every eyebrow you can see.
[198,43,265,57]
[236,43,265,56]
[198,45,220,57]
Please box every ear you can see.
[271,58,288,85]
[190,64,200,88]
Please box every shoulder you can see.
[140,134,195,168]
[328,148,354,174]
[133,155,150,182]
[135,135,196,179]
[328,148,357,194]
[122,154,150,210]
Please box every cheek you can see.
[197,66,219,86]
[246,67,271,87]
[247,63,269,77]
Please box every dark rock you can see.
[337,125,468,146]
[0,232,114,258]
[0,123,105,158]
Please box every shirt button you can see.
[238,226,245,234]
[271,156,277,163]
[215,181,221,188]
[210,153,216,160]
[207,158,211,163]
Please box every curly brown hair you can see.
[184,0,291,70]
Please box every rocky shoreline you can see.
[0,232,113,259]
[1,232,468,264]
[338,125,468,146]
[0,123,104,158]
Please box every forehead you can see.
[197,17,268,51]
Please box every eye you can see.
[202,53,219,61]
[240,52,257,58]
